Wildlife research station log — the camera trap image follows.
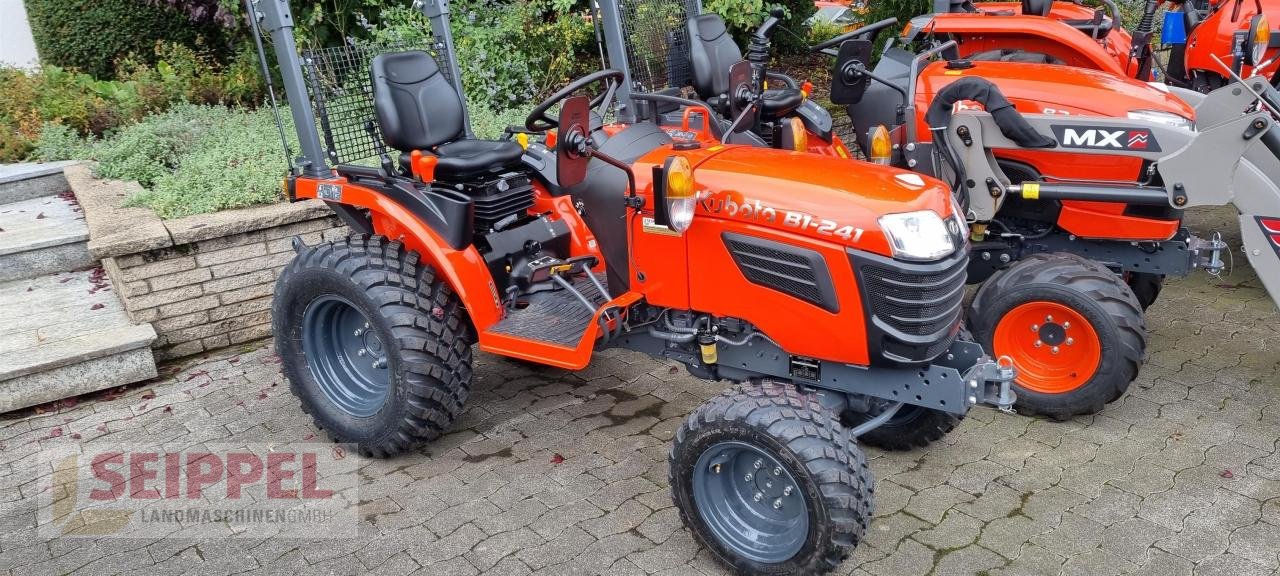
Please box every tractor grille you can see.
[853,249,968,364]
[724,233,837,312]
[302,41,454,165]
[617,0,699,92]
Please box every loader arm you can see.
[939,80,1280,309]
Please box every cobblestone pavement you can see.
[1,208,1278,576]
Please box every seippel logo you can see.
[1051,125,1162,152]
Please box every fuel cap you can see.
[945,59,975,70]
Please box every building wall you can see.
[0,0,40,68]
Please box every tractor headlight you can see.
[1246,14,1270,66]
[879,210,956,261]
[665,156,696,233]
[1127,109,1194,131]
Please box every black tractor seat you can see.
[687,14,804,121]
[371,50,523,181]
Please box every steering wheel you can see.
[525,69,625,132]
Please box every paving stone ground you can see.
[1,207,1278,576]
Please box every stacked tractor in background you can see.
[246,0,1280,572]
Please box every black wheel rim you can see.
[692,441,809,563]
[301,295,390,418]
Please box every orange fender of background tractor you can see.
[916,14,1138,77]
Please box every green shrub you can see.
[90,104,219,187]
[0,119,34,162]
[140,113,295,218]
[369,1,595,108]
[33,122,88,162]
[468,103,528,140]
[24,0,229,79]
[862,0,928,39]
[703,0,817,55]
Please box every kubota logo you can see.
[1051,125,1161,152]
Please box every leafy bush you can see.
[24,0,229,79]
[82,105,295,219]
[703,0,817,55]
[33,122,88,162]
[862,0,929,37]
[91,105,220,187]
[369,1,596,107]
[808,20,846,46]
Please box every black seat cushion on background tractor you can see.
[1020,0,1052,17]
[371,51,523,180]
[568,123,673,296]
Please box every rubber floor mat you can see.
[489,273,609,347]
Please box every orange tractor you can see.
[906,0,1276,89]
[248,0,1022,572]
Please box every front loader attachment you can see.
[936,78,1280,309]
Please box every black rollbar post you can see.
[243,0,295,175]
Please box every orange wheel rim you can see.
[992,301,1101,394]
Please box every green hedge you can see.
[24,0,228,79]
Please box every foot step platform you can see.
[489,272,610,348]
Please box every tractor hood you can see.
[682,145,957,258]
[916,61,1195,124]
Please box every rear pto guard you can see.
[940,77,1280,309]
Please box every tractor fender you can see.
[293,177,506,332]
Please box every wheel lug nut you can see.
[783,486,793,496]
[754,459,763,469]
[773,499,783,509]
[1051,346,1060,355]
[1046,315,1053,322]
[1034,340,1043,348]
[1066,338,1074,346]
[754,492,764,502]
[712,464,722,474]
[773,466,782,476]
[353,329,363,336]
[357,349,366,356]
[744,473,753,482]
[1031,324,1039,332]
[1062,321,1071,329]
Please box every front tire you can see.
[969,253,1146,419]
[669,382,873,575]
[273,234,473,458]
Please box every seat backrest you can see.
[687,14,742,100]
[1021,0,1052,17]
[370,51,464,152]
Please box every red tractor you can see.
[613,5,1204,419]
[906,0,1276,89]
[248,0,1021,572]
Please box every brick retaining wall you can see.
[68,164,348,361]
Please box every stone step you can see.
[0,193,93,282]
[0,161,76,204]
[0,268,158,412]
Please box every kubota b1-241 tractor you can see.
[246,0,1023,572]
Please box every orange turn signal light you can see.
[869,125,892,165]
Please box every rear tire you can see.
[969,253,1146,419]
[845,405,963,451]
[669,381,873,575]
[1126,272,1164,310]
[273,234,473,458]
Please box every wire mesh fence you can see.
[301,41,453,165]
[616,0,700,93]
